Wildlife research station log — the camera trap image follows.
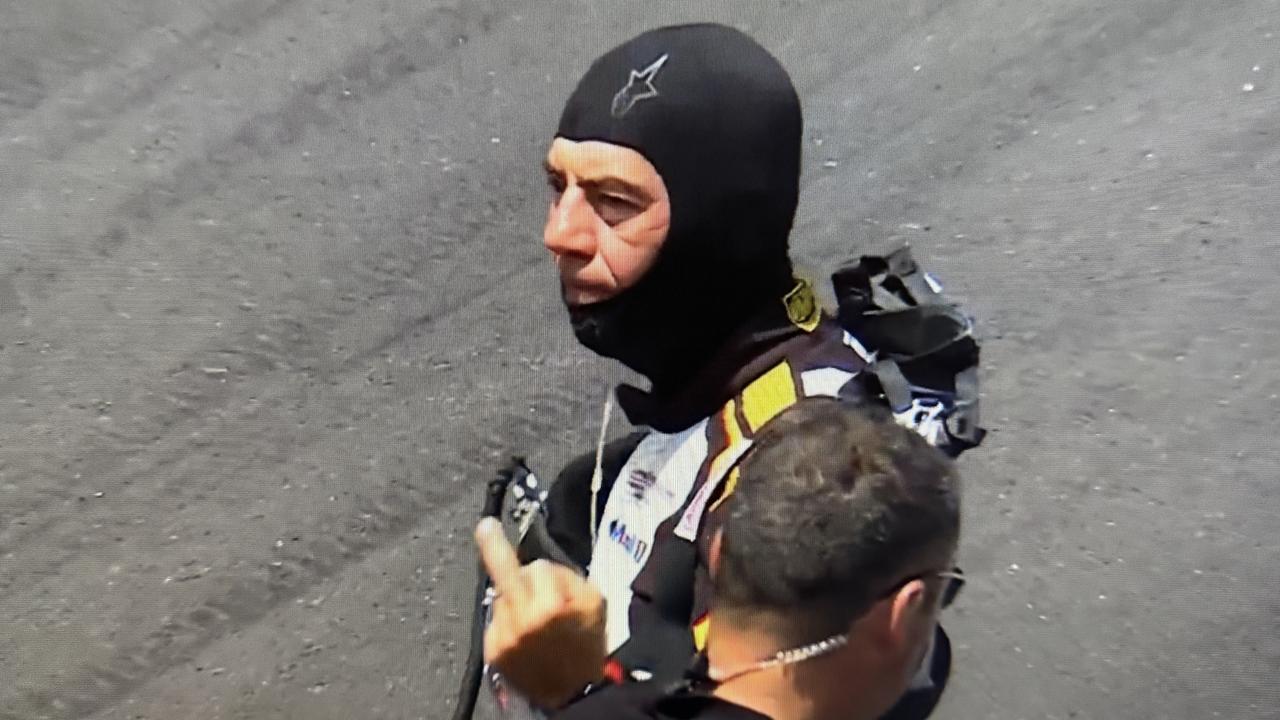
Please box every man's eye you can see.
[596,195,641,224]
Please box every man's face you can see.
[542,138,671,307]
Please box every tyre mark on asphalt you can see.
[0,0,501,294]
[0,231,545,599]
[62,384,602,720]
[0,0,521,534]
[0,227,545,573]
[0,0,300,198]
[0,283,597,719]
[0,7,569,717]
[0,212,551,592]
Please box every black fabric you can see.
[565,631,951,720]
[541,431,650,569]
[556,23,803,397]
[611,541,699,684]
[552,676,770,720]
[612,318,868,685]
[831,243,987,454]
[614,302,818,433]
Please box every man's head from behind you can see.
[710,398,961,718]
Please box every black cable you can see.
[450,466,518,720]
[450,557,492,720]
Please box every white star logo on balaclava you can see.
[610,53,670,118]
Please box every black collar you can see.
[616,309,843,434]
[644,655,772,720]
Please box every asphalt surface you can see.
[1,1,1277,719]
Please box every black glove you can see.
[496,457,583,572]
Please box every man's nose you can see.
[543,187,596,259]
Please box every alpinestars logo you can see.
[611,53,669,118]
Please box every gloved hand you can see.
[475,517,607,710]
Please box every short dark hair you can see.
[715,397,961,637]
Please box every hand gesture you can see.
[474,517,607,709]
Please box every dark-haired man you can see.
[479,398,964,720]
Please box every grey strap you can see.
[945,366,985,447]
[869,358,915,413]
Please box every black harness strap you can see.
[832,243,987,455]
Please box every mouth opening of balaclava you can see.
[555,23,803,395]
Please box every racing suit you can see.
[543,293,961,719]
[522,23,972,717]
[547,296,870,679]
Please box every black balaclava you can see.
[556,23,803,396]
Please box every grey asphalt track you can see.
[1,1,1277,719]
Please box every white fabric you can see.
[799,366,857,398]
[587,421,709,653]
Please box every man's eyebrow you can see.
[542,158,654,202]
[581,176,652,202]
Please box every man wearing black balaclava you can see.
[476,23,955,719]
[555,24,802,400]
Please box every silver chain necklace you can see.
[706,632,849,684]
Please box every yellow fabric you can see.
[707,399,744,481]
[691,362,803,649]
[707,361,800,514]
[783,278,821,332]
[692,615,710,651]
[740,360,799,433]
[708,466,740,514]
